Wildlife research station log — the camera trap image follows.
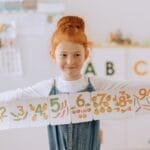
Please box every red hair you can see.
[50,16,89,59]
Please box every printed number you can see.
[76,94,85,107]
[50,98,60,112]
[17,106,24,116]
[139,88,149,99]
[35,104,43,116]
[0,107,7,120]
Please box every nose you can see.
[66,56,75,65]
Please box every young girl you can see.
[0,16,150,150]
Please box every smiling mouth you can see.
[67,67,75,69]
[65,67,76,70]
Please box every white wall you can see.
[0,12,58,150]
[0,12,59,92]
[64,0,150,44]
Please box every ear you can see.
[49,50,56,60]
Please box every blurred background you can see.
[0,0,150,150]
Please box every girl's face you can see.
[54,41,88,80]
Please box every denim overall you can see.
[47,77,100,150]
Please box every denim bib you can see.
[47,77,100,150]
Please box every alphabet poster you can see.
[83,48,150,81]
[127,48,150,81]
[90,48,126,80]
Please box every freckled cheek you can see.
[56,60,65,67]
[77,58,85,64]
[58,64,65,70]
[76,57,84,61]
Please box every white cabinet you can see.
[101,120,127,150]
[126,115,150,149]
[101,116,150,150]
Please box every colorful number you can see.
[50,98,60,112]
[35,104,43,116]
[0,106,7,121]
[76,94,85,107]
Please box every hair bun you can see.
[57,16,85,32]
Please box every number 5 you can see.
[50,98,60,112]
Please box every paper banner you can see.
[28,98,49,127]
[0,102,9,130]
[9,100,29,129]
[91,90,134,120]
[133,87,150,115]
[0,88,150,130]
[48,94,71,125]
[69,92,93,123]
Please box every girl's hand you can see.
[99,129,104,144]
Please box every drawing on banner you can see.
[133,88,150,114]
[70,92,92,123]
[9,101,30,128]
[48,94,71,125]
[29,103,48,121]
[91,90,133,119]
[50,99,68,118]
[1,87,150,130]
[10,105,28,121]
[0,106,7,122]
[28,98,49,126]
[0,103,9,129]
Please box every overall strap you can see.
[86,77,96,92]
[49,78,56,95]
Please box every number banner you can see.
[133,88,150,115]
[28,98,49,127]
[69,92,93,123]
[0,87,150,130]
[9,100,29,129]
[48,94,71,125]
[0,102,9,130]
[91,90,134,120]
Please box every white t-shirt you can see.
[0,75,149,102]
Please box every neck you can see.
[61,74,82,81]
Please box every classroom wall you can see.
[0,12,59,92]
[0,12,55,150]
[64,0,150,44]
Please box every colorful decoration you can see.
[0,87,150,130]
[70,92,92,123]
[48,94,70,125]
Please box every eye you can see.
[60,53,67,57]
[75,53,81,57]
